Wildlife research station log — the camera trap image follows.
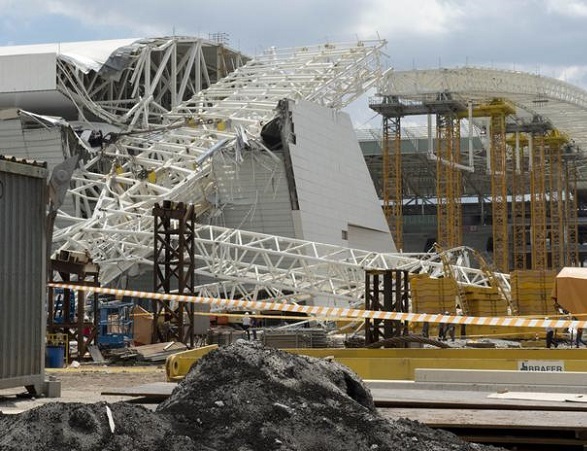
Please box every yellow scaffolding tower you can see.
[566,162,580,266]
[468,99,515,272]
[530,133,548,270]
[435,114,462,249]
[382,115,403,250]
[546,130,567,270]
[508,132,529,270]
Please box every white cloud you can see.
[546,0,587,17]
[355,0,467,38]
[43,1,170,37]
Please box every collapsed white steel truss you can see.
[53,40,388,285]
[56,37,246,129]
[190,225,510,308]
[49,39,515,310]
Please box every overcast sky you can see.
[2,0,587,127]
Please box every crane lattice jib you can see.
[53,41,387,284]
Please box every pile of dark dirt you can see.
[0,341,504,451]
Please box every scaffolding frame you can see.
[152,201,196,346]
[364,269,410,344]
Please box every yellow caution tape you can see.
[47,282,583,330]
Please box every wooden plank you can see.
[379,407,587,429]
[101,382,177,398]
[488,391,587,403]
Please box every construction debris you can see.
[261,328,329,348]
[0,341,503,450]
[107,342,188,363]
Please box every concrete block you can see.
[415,368,587,386]
[43,379,61,398]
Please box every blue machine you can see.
[97,300,133,348]
[52,288,76,324]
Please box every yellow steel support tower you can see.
[435,114,462,249]
[382,115,403,250]
[530,134,548,270]
[546,130,567,270]
[469,100,514,272]
[566,162,580,266]
[509,132,529,270]
[489,111,509,273]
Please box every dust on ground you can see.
[0,341,505,451]
[0,365,166,414]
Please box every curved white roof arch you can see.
[379,66,587,158]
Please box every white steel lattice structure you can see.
[189,225,510,308]
[56,37,246,129]
[0,37,522,311]
[53,40,389,284]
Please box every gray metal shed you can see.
[0,155,47,393]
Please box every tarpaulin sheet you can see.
[552,267,587,314]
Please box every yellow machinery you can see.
[166,346,587,382]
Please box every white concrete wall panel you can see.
[288,100,396,252]
[0,53,56,93]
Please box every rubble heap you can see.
[0,341,503,450]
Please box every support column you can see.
[152,201,197,346]
[364,269,410,345]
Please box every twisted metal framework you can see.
[53,40,388,284]
[49,41,531,311]
[189,224,510,308]
[56,37,246,128]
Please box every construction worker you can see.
[242,312,252,340]
[545,319,557,348]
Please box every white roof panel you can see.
[0,38,140,73]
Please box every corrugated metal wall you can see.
[214,149,295,237]
[0,157,47,390]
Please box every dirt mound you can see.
[0,341,503,451]
[0,402,190,451]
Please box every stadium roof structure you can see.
[0,38,518,311]
[376,67,587,190]
[0,36,247,127]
